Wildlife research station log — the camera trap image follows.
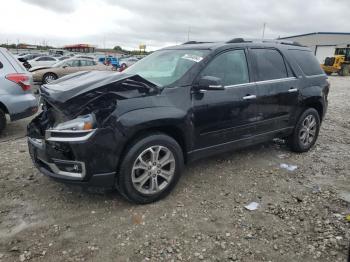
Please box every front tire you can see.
[117,133,184,204]
[289,108,320,152]
[340,64,350,76]
[0,109,6,135]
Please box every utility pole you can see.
[262,22,266,40]
[187,26,191,42]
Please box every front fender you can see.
[116,106,193,151]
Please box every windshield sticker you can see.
[181,54,203,63]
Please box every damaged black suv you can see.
[28,38,329,203]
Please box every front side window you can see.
[200,49,249,86]
[251,49,288,81]
[65,60,80,67]
[124,49,209,87]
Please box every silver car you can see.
[0,47,38,134]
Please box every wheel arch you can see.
[0,101,9,114]
[42,72,58,82]
[301,97,324,122]
[121,125,188,164]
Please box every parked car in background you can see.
[17,53,43,70]
[0,47,38,134]
[29,56,58,68]
[98,56,119,70]
[74,55,95,60]
[27,39,329,203]
[58,56,70,61]
[119,56,139,68]
[30,58,113,84]
[19,53,42,61]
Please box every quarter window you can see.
[200,50,249,86]
[80,60,94,66]
[289,50,324,76]
[251,49,288,81]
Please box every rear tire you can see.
[117,133,184,204]
[0,109,6,135]
[288,108,320,152]
[43,73,57,84]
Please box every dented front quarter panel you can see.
[27,70,195,186]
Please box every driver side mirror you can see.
[196,76,225,91]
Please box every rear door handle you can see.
[242,94,257,100]
[288,88,298,93]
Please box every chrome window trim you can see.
[223,77,297,89]
[305,74,327,78]
[224,82,256,88]
[254,77,297,85]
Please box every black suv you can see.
[27,38,329,203]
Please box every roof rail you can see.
[182,41,213,45]
[226,38,304,47]
[226,38,251,43]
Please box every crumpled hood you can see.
[39,70,159,117]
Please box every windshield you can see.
[124,49,209,87]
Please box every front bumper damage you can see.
[27,71,159,188]
[28,125,124,188]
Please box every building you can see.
[279,32,350,63]
[63,44,96,53]
[17,43,38,49]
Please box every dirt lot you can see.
[0,77,349,262]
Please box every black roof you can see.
[163,38,308,51]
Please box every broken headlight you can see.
[54,114,96,131]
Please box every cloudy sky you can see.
[0,0,349,50]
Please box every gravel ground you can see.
[0,77,349,262]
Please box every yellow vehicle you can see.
[322,47,350,76]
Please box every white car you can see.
[29,56,58,67]
[119,57,139,68]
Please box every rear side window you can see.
[289,50,324,76]
[200,49,249,86]
[251,49,288,81]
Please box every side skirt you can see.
[187,127,293,162]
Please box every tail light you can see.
[5,73,31,91]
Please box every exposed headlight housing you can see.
[55,114,96,131]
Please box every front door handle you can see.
[288,87,298,93]
[242,94,257,100]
